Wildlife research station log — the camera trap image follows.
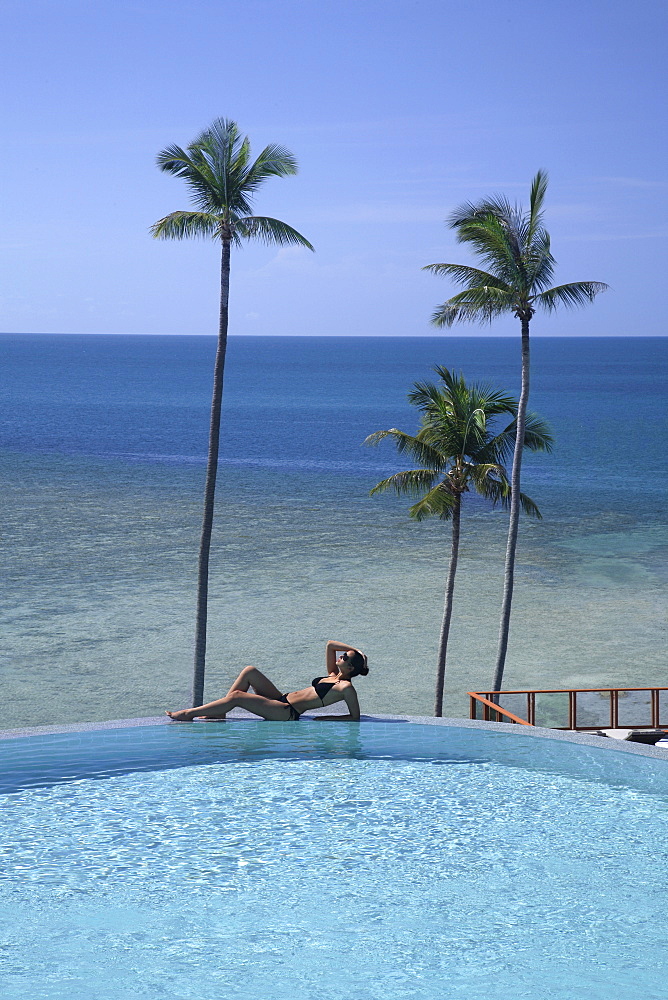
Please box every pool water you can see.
[1,722,667,999]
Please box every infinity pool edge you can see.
[2,711,668,763]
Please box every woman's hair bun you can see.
[350,650,369,676]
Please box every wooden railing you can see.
[468,687,668,731]
[466,693,533,725]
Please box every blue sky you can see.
[2,0,666,336]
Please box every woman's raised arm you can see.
[325,639,356,675]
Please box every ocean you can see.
[1,334,666,729]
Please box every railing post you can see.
[568,690,576,730]
[651,689,659,729]
[611,689,619,729]
[528,691,535,727]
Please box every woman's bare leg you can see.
[166,690,291,722]
[166,693,234,722]
[225,666,283,700]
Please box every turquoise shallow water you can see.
[1,723,667,1000]
[1,334,667,727]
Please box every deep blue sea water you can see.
[1,334,666,727]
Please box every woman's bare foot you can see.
[165,709,195,722]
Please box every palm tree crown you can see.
[150,117,314,251]
[424,170,607,327]
[365,366,553,715]
[366,366,551,520]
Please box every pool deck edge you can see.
[2,711,668,761]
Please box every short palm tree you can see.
[424,171,606,694]
[365,366,553,716]
[151,118,314,707]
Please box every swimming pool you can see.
[1,720,667,999]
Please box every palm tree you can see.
[365,366,553,716]
[151,118,314,707]
[424,171,606,694]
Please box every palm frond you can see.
[446,212,522,283]
[194,118,249,179]
[364,428,448,469]
[468,462,508,486]
[523,227,555,291]
[533,281,608,312]
[191,118,244,161]
[471,407,486,433]
[202,136,254,216]
[468,461,507,478]
[527,169,549,241]
[468,465,511,506]
[369,468,439,498]
[490,411,554,455]
[466,198,526,253]
[449,194,516,229]
[150,211,220,241]
[467,465,541,519]
[244,144,299,189]
[417,423,466,460]
[156,136,230,216]
[522,412,554,452]
[156,143,198,178]
[422,263,510,292]
[429,365,467,397]
[469,388,517,417]
[478,425,515,465]
[235,216,314,250]
[408,482,457,521]
[476,411,550,469]
[430,366,517,417]
[408,374,471,421]
[519,491,542,519]
[431,285,515,326]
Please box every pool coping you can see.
[2,711,668,762]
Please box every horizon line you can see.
[1,331,666,339]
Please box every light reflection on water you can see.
[1,723,667,1000]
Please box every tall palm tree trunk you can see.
[492,317,530,696]
[435,493,461,716]
[192,239,231,706]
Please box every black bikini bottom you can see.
[278,693,301,721]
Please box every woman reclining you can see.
[166,640,368,722]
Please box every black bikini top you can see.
[311,676,337,703]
